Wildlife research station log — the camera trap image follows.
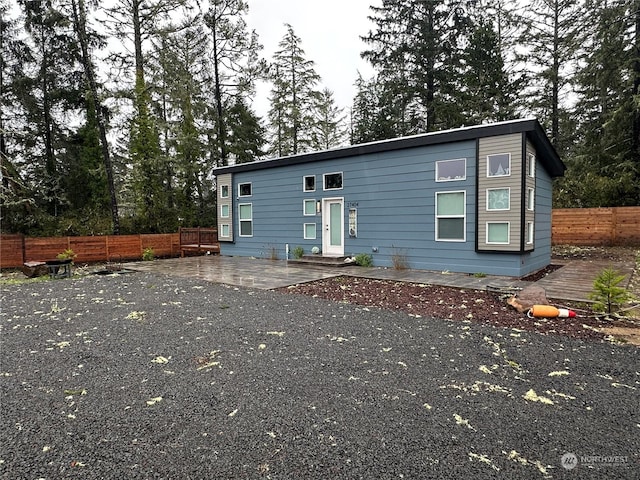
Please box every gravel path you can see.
[1,273,638,479]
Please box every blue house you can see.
[212,118,565,277]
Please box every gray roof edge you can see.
[214,118,565,177]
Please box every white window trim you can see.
[323,172,343,191]
[487,153,511,177]
[220,185,229,198]
[435,158,467,182]
[238,203,253,237]
[486,187,511,211]
[486,221,510,245]
[435,190,466,242]
[528,153,536,178]
[526,222,534,245]
[220,224,231,238]
[303,199,316,216]
[303,175,316,192]
[220,204,230,218]
[238,182,252,197]
[527,188,535,211]
[303,223,317,240]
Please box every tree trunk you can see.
[71,0,120,234]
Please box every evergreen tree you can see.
[267,24,321,156]
[310,87,347,150]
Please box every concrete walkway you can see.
[125,255,636,302]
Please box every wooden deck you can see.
[535,259,635,303]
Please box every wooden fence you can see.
[0,233,180,269]
[552,207,640,246]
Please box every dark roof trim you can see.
[214,118,566,178]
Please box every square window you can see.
[436,191,465,241]
[487,222,510,244]
[304,175,315,192]
[304,223,316,239]
[220,185,229,198]
[527,222,534,244]
[528,153,536,178]
[239,203,252,237]
[527,188,535,211]
[303,199,316,216]
[436,158,466,182]
[487,188,510,210]
[238,183,252,197]
[220,224,230,237]
[220,204,229,218]
[323,172,343,190]
[487,153,511,177]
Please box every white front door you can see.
[322,198,344,256]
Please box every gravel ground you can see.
[1,272,639,479]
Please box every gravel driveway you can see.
[1,272,638,479]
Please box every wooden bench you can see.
[179,227,220,257]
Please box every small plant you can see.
[57,249,76,262]
[589,267,632,314]
[292,246,305,259]
[142,247,155,261]
[474,272,487,278]
[391,245,409,270]
[354,253,373,267]
[268,245,279,260]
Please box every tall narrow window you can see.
[527,188,535,211]
[220,224,230,238]
[304,223,316,239]
[220,185,229,198]
[527,153,536,178]
[436,191,465,241]
[239,203,252,236]
[526,222,534,245]
[221,204,230,218]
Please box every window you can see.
[526,222,534,245]
[487,222,510,244]
[528,153,536,178]
[527,188,535,211]
[304,223,316,239]
[239,203,252,236]
[304,175,315,192]
[220,204,230,218]
[220,185,229,198]
[238,182,252,197]
[323,172,343,190]
[487,188,510,211]
[487,153,511,177]
[303,199,316,216]
[220,224,230,238]
[436,158,466,182]
[436,191,465,241]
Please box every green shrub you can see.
[354,253,373,267]
[142,247,155,261]
[292,246,305,259]
[57,249,77,261]
[589,267,632,314]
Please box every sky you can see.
[245,0,381,117]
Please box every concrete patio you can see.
[125,254,636,303]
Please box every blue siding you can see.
[221,140,553,277]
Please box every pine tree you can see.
[267,24,321,156]
[310,88,347,150]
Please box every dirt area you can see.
[279,246,640,345]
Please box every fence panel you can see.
[0,234,25,267]
[552,207,640,246]
[24,237,69,263]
